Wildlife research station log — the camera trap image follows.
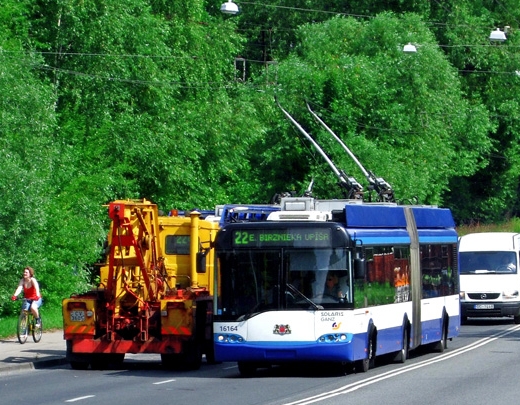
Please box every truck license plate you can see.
[70,310,86,322]
[474,304,494,309]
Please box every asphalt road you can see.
[1,318,519,405]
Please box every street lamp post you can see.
[403,43,417,53]
[489,28,507,42]
[221,0,239,15]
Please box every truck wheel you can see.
[66,340,90,370]
[162,343,202,370]
[205,341,218,364]
[183,341,202,370]
[161,353,177,369]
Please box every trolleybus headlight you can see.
[318,333,351,343]
[217,334,244,343]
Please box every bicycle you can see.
[16,299,43,344]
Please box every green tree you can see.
[2,0,520,319]
[27,0,252,210]
[429,0,520,221]
[254,13,493,205]
[0,0,62,314]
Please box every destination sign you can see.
[232,228,332,248]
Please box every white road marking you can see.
[223,365,238,370]
[283,324,520,405]
[153,379,176,385]
[65,395,95,402]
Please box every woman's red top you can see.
[23,281,39,300]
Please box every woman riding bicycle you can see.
[11,266,42,327]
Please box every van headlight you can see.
[459,291,466,300]
[503,290,519,299]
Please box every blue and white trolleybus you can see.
[213,197,460,376]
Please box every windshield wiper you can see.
[236,302,262,321]
[286,283,324,310]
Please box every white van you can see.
[458,232,520,324]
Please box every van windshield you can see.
[459,251,517,274]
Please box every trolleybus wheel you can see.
[434,319,448,353]
[394,327,409,363]
[356,332,375,372]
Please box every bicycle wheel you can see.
[17,312,29,344]
[32,316,43,343]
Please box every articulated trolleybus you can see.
[213,197,459,375]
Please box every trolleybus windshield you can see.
[216,246,353,321]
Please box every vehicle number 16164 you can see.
[218,325,238,332]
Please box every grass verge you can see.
[0,304,63,339]
[457,217,520,236]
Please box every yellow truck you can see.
[63,199,218,370]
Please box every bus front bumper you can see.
[461,301,520,318]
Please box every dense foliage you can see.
[1,0,519,317]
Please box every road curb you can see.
[0,356,68,376]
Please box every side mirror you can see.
[354,258,366,279]
[196,251,207,274]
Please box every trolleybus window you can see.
[356,246,411,308]
[421,244,457,297]
[216,247,353,321]
[217,250,280,320]
[355,244,457,307]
